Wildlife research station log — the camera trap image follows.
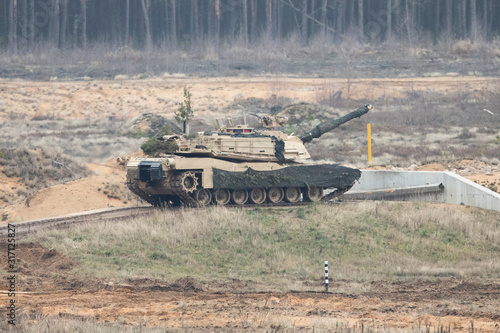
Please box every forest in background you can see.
[2,0,500,53]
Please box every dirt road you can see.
[3,278,499,331]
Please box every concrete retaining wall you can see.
[345,170,500,212]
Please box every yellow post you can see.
[367,123,372,165]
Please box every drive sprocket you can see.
[177,171,199,193]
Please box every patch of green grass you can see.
[32,202,500,284]
[296,207,306,219]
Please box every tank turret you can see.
[126,104,372,207]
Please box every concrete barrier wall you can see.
[348,170,500,212]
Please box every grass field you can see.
[33,202,500,288]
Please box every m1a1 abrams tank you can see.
[126,104,372,207]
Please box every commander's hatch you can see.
[215,117,254,134]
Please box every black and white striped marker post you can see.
[324,260,329,293]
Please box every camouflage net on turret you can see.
[213,164,361,190]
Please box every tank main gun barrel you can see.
[299,104,372,143]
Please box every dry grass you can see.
[33,202,500,287]
[0,119,144,163]
[0,148,89,204]
[309,78,500,165]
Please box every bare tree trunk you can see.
[170,0,177,47]
[9,0,17,54]
[207,0,212,39]
[140,0,153,51]
[266,0,272,34]
[241,0,248,44]
[164,1,169,41]
[434,0,440,39]
[394,0,401,35]
[170,0,177,46]
[446,0,452,37]
[387,0,392,40]
[228,0,236,39]
[193,0,199,43]
[458,0,466,38]
[20,0,27,51]
[80,0,87,49]
[301,0,307,42]
[321,0,327,34]
[215,0,220,46]
[487,0,493,38]
[358,0,363,38]
[29,0,34,48]
[52,0,60,48]
[483,0,488,38]
[125,0,130,45]
[250,0,256,41]
[349,0,355,31]
[276,0,282,38]
[405,0,412,46]
[310,0,316,35]
[470,0,477,41]
[61,0,68,48]
[337,0,345,38]
[411,0,417,33]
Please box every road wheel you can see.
[213,189,231,205]
[194,189,212,206]
[231,189,249,205]
[284,187,301,203]
[304,186,323,202]
[267,187,284,204]
[249,188,266,204]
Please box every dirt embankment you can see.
[0,158,139,223]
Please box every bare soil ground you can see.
[1,159,140,222]
[0,242,499,332]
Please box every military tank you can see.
[126,104,372,207]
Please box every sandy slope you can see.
[1,160,136,222]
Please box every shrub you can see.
[141,139,178,157]
[0,148,89,195]
[140,125,178,156]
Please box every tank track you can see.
[129,179,355,208]
[321,182,356,202]
[126,182,157,205]
[170,173,199,207]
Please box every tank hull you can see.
[126,157,361,207]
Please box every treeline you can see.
[2,0,499,53]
